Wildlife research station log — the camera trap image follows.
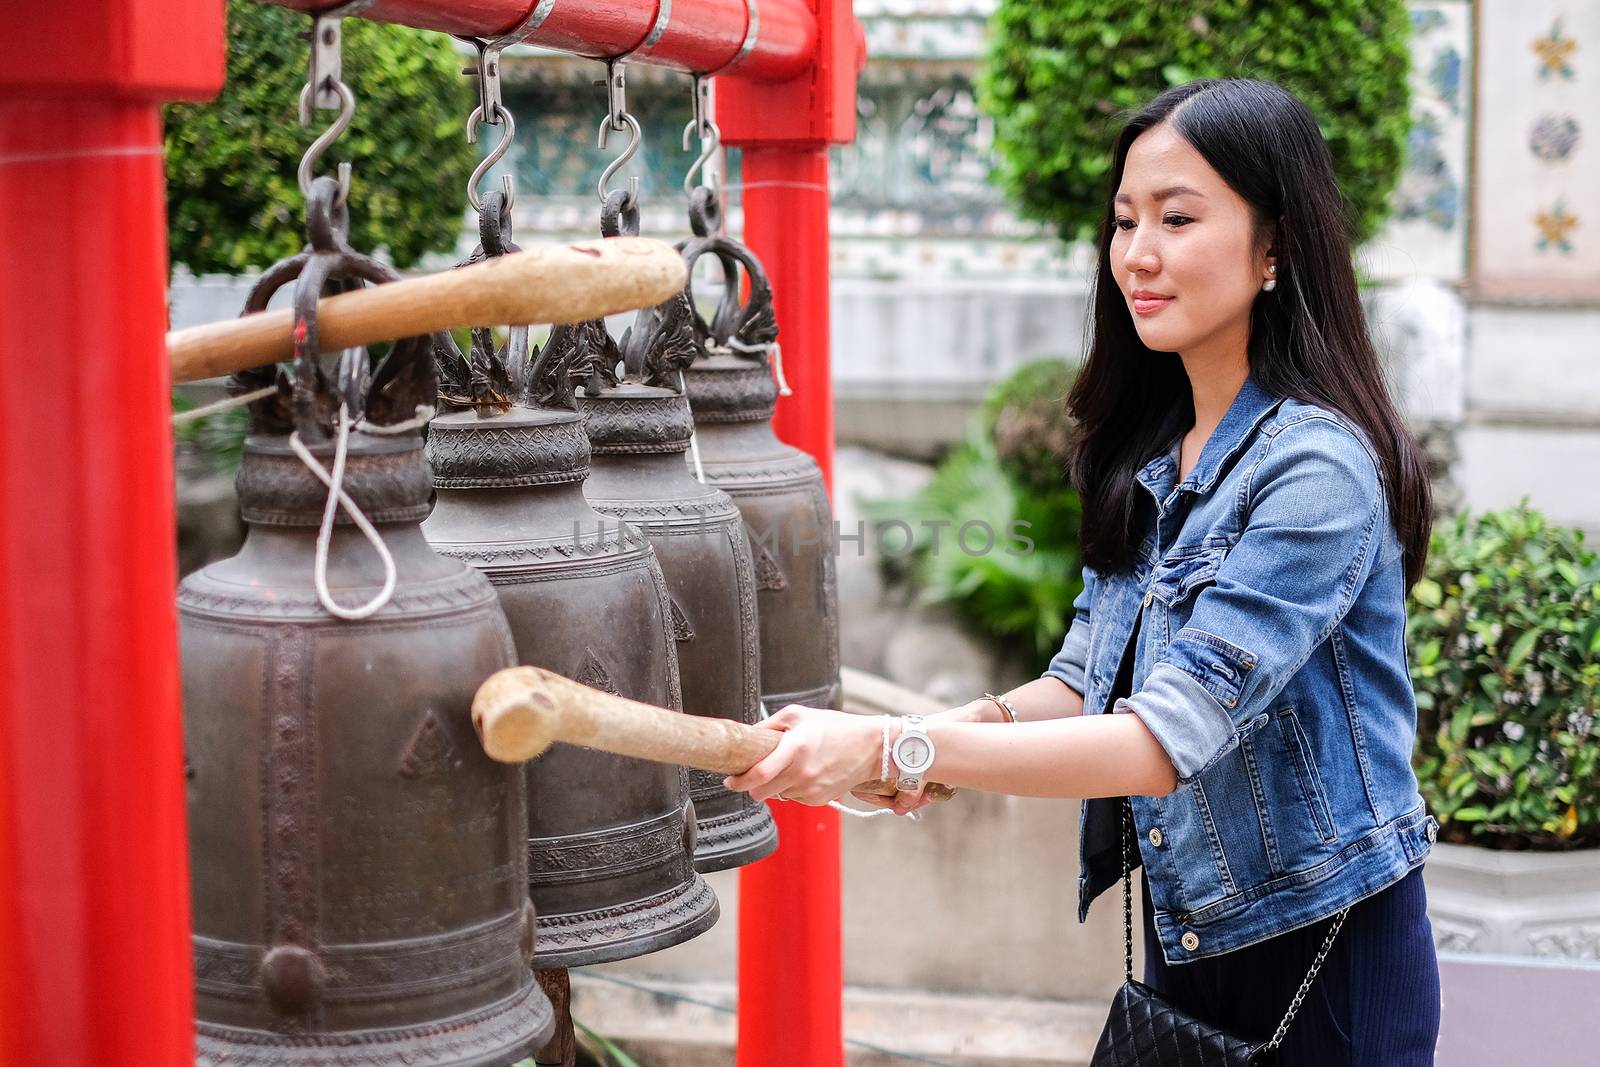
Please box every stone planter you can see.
[1425,841,1600,960]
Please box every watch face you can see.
[895,734,933,772]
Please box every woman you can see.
[724,79,1443,1063]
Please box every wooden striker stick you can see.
[472,665,957,802]
[167,236,687,383]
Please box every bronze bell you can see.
[423,190,718,968]
[179,177,554,1065]
[574,285,777,873]
[680,211,843,716]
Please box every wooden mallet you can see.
[166,236,687,383]
[472,665,957,802]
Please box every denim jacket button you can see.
[1143,590,1154,608]
[1148,827,1164,848]
[1425,817,1438,844]
[1180,931,1200,952]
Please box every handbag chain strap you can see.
[1118,796,1349,1051]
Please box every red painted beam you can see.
[265,0,815,79]
[0,4,224,1065]
[718,0,861,145]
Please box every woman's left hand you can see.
[722,705,882,806]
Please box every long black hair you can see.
[1067,78,1433,587]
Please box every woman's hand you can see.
[722,705,883,807]
[847,782,939,817]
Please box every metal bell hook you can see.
[681,116,722,197]
[597,111,642,209]
[466,102,517,213]
[297,78,357,207]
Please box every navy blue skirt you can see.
[1140,864,1441,1066]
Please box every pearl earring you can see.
[1262,264,1277,292]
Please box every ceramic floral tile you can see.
[1474,2,1599,296]
[1367,2,1472,282]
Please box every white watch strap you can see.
[894,714,928,790]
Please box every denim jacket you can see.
[1043,374,1439,963]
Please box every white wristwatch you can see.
[891,714,936,791]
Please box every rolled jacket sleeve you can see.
[1041,563,1096,696]
[1113,418,1387,784]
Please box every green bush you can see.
[865,362,1082,664]
[978,0,1413,245]
[1409,504,1600,850]
[173,391,250,475]
[164,0,474,273]
[983,358,1079,497]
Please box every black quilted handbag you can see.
[1090,798,1349,1066]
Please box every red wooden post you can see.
[728,145,844,1067]
[719,2,861,1062]
[0,4,224,1065]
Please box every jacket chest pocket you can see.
[1143,547,1225,644]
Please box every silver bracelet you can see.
[983,692,1019,723]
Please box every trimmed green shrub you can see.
[983,357,1079,497]
[164,0,474,273]
[1409,504,1600,850]
[865,362,1083,663]
[173,391,250,476]
[978,0,1413,244]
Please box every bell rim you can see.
[425,403,593,488]
[576,384,696,455]
[529,874,720,970]
[681,354,778,423]
[194,976,555,1066]
[235,429,433,527]
[690,798,779,874]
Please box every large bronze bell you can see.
[574,283,777,873]
[179,178,554,1065]
[680,210,843,716]
[423,191,718,969]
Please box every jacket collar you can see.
[1135,373,1284,505]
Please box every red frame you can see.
[0,1,859,1062]
[272,0,818,80]
[1,4,225,1064]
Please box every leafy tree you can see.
[165,0,474,273]
[979,0,1412,245]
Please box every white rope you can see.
[357,404,434,435]
[288,403,399,621]
[171,392,432,433]
[0,145,163,168]
[831,795,911,820]
[678,369,707,484]
[171,385,277,425]
[765,340,793,397]
[718,180,829,195]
